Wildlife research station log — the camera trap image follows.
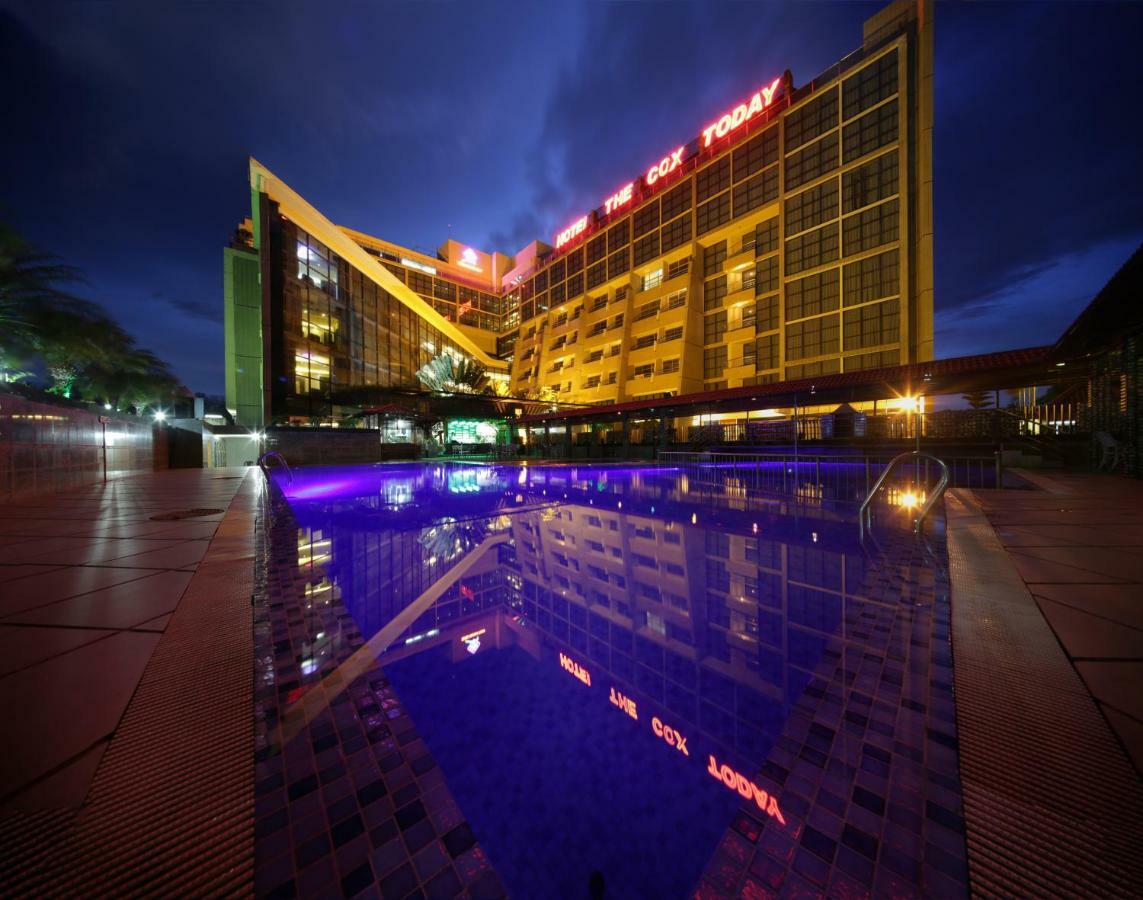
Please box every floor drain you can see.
[150,508,225,521]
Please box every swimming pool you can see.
[256,462,968,897]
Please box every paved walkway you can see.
[972,470,1143,773]
[0,468,249,812]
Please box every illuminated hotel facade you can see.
[224,0,933,428]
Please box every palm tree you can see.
[415,352,490,394]
[0,222,185,407]
[0,223,85,378]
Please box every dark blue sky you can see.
[2,1,1141,394]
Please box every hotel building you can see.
[224,0,933,429]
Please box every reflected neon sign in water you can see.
[558,652,591,686]
[706,753,785,824]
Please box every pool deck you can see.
[0,464,1140,897]
[946,471,1143,897]
[0,467,258,894]
[970,470,1143,773]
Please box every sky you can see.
[1,1,1141,396]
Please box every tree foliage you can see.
[0,222,185,409]
[962,389,993,410]
[415,352,490,394]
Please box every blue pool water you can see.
[271,461,959,897]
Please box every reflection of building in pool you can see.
[298,484,883,764]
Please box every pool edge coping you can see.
[945,487,1143,897]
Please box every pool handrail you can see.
[257,450,293,485]
[859,450,949,536]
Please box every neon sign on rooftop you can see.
[553,74,783,249]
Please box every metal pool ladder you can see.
[860,450,949,537]
[257,450,293,485]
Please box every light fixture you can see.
[152,409,167,422]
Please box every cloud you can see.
[157,291,222,324]
[935,232,1143,358]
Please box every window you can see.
[567,272,584,299]
[843,49,898,120]
[732,166,779,218]
[742,268,756,292]
[786,269,841,321]
[583,375,601,389]
[634,232,660,266]
[786,315,840,361]
[756,332,780,370]
[704,275,727,311]
[703,241,728,277]
[842,99,898,163]
[842,198,899,256]
[784,131,839,191]
[785,177,840,237]
[755,256,779,294]
[635,300,660,321]
[785,223,839,275]
[845,348,899,371]
[587,235,607,266]
[642,268,664,291]
[732,125,779,181]
[610,313,625,329]
[843,298,899,349]
[661,180,692,221]
[704,310,728,344]
[661,358,680,374]
[294,350,330,394]
[784,86,839,153]
[741,302,756,329]
[663,326,684,342]
[786,359,840,379]
[843,249,899,305]
[591,295,607,312]
[696,157,730,203]
[296,234,340,294]
[586,262,606,290]
[667,257,690,279]
[566,247,584,276]
[665,288,687,310]
[607,248,630,279]
[631,363,654,380]
[661,213,692,253]
[696,193,731,235]
[756,294,779,332]
[703,346,728,379]
[607,219,630,252]
[842,150,898,214]
[633,333,657,350]
[586,349,604,363]
[588,320,607,337]
[755,218,779,256]
[634,199,660,238]
[742,340,757,367]
[605,371,618,384]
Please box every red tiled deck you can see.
[0,468,258,895]
[972,470,1143,772]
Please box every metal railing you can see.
[257,450,293,485]
[658,450,1000,494]
[859,451,949,537]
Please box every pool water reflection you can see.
[270,462,966,897]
